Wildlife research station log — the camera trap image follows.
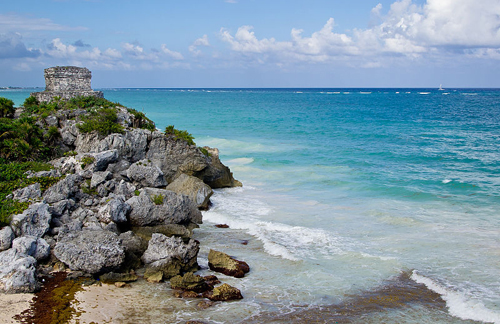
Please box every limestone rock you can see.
[141,233,199,279]
[11,183,41,202]
[208,283,243,301]
[12,236,50,261]
[166,174,213,210]
[126,189,202,227]
[10,203,52,238]
[43,174,82,204]
[118,231,147,256]
[196,147,242,189]
[0,249,39,293]
[97,196,130,224]
[90,171,112,188]
[170,272,209,293]
[131,224,193,241]
[0,227,15,252]
[126,159,167,188]
[208,249,250,278]
[54,230,125,274]
[99,272,138,284]
[146,132,208,183]
[145,270,163,283]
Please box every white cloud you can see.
[189,35,210,55]
[161,45,184,60]
[219,0,500,65]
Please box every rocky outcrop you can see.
[142,233,199,280]
[53,230,125,274]
[170,272,210,293]
[10,203,52,238]
[166,174,213,210]
[208,249,250,278]
[0,249,38,293]
[0,226,14,251]
[126,189,202,227]
[127,159,167,188]
[207,283,243,301]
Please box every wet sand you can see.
[0,293,33,324]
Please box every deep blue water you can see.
[2,88,500,323]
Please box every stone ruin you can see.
[31,66,104,102]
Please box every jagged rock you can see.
[196,147,242,189]
[196,300,214,309]
[91,171,112,188]
[119,231,148,256]
[208,249,250,278]
[113,180,137,199]
[145,271,163,283]
[141,233,199,279]
[43,174,82,204]
[0,249,39,293]
[54,230,125,274]
[10,203,52,238]
[11,183,41,202]
[99,272,138,284]
[0,226,15,252]
[106,160,131,180]
[60,124,79,146]
[207,283,243,301]
[26,169,61,179]
[131,224,193,241]
[126,189,202,227]
[146,132,208,183]
[49,199,75,217]
[97,196,130,224]
[126,159,167,188]
[170,272,209,292]
[166,174,213,210]
[92,150,119,171]
[12,236,50,261]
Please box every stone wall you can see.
[31,66,103,102]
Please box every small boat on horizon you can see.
[438,84,445,91]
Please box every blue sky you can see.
[1,0,499,88]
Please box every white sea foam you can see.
[226,157,255,165]
[411,271,500,324]
[442,179,452,184]
[419,92,430,95]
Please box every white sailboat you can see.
[438,84,445,91]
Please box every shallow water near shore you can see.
[2,88,500,323]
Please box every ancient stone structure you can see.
[31,66,103,102]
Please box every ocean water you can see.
[2,88,500,323]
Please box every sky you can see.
[1,0,499,88]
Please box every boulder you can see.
[146,132,208,183]
[0,226,15,251]
[126,159,167,188]
[43,174,82,204]
[166,174,213,210]
[195,147,242,189]
[11,183,41,202]
[126,189,202,227]
[131,224,193,241]
[170,272,209,293]
[54,230,124,274]
[207,283,243,301]
[119,231,148,256]
[141,233,199,279]
[0,249,39,293]
[12,236,50,261]
[90,171,112,188]
[92,150,119,171]
[99,272,138,284]
[208,249,250,278]
[10,203,52,238]
[97,196,130,224]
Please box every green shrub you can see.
[77,108,124,136]
[134,189,140,196]
[152,194,164,205]
[23,96,39,110]
[127,108,156,131]
[81,179,97,195]
[164,125,195,146]
[64,151,78,157]
[0,199,30,228]
[0,97,15,118]
[80,156,95,169]
[199,147,210,157]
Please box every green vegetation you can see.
[81,179,98,195]
[134,189,141,196]
[199,147,211,157]
[23,95,121,116]
[127,108,156,131]
[0,160,59,227]
[152,194,164,205]
[164,125,195,146]
[80,156,95,169]
[0,97,15,118]
[77,107,125,136]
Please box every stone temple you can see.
[31,66,103,102]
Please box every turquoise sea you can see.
[2,88,500,323]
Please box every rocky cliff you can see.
[0,96,241,293]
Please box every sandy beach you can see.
[0,293,33,324]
